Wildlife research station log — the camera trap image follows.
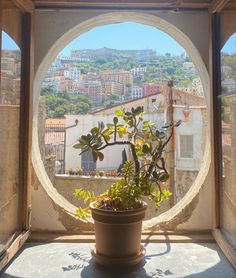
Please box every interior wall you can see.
[32,9,212,232]
[34,10,209,72]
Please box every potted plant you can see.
[89,170,96,177]
[73,106,180,267]
[77,168,83,176]
[97,170,105,177]
[68,168,74,175]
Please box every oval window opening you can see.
[37,21,207,221]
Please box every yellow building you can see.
[103,80,124,96]
[100,69,133,89]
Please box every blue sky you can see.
[222,33,236,54]
[60,22,185,56]
[2,31,20,50]
[2,22,236,55]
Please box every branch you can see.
[149,126,155,137]
[161,128,174,151]
[156,158,168,173]
[101,133,109,145]
[130,143,140,186]
[145,127,174,179]
[156,182,163,202]
[97,140,132,151]
[114,124,117,142]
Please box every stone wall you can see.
[54,175,174,221]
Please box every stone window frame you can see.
[32,12,211,231]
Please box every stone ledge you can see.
[29,231,215,243]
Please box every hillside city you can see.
[41,47,204,118]
[0,50,21,105]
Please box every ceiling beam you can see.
[33,0,210,10]
[13,0,34,13]
[209,0,230,13]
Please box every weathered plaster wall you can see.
[0,107,20,245]
[176,167,212,231]
[174,107,208,201]
[32,10,213,232]
[31,168,94,232]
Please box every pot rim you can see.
[89,200,148,215]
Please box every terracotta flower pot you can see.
[89,201,147,267]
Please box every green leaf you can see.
[133,106,142,115]
[97,152,104,161]
[91,127,99,134]
[159,172,170,182]
[115,109,123,117]
[162,189,172,199]
[92,142,103,149]
[175,120,182,127]
[92,150,98,162]
[107,123,114,128]
[113,116,118,125]
[103,133,110,142]
[153,171,159,179]
[143,120,150,126]
[162,123,173,129]
[118,132,123,138]
[80,135,87,142]
[127,119,134,127]
[73,143,84,149]
[145,132,151,139]
[100,121,105,130]
[75,207,91,220]
[142,143,151,154]
[142,126,149,131]
[98,121,105,132]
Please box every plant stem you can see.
[97,139,140,186]
[130,143,140,186]
[145,128,173,179]
[97,140,131,151]
[114,124,117,142]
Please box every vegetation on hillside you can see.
[41,88,92,118]
[66,53,196,87]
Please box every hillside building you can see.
[64,67,81,81]
[131,86,143,99]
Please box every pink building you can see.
[143,84,160,96]
[58,78,75,93]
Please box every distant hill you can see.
[71,47,157,62]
